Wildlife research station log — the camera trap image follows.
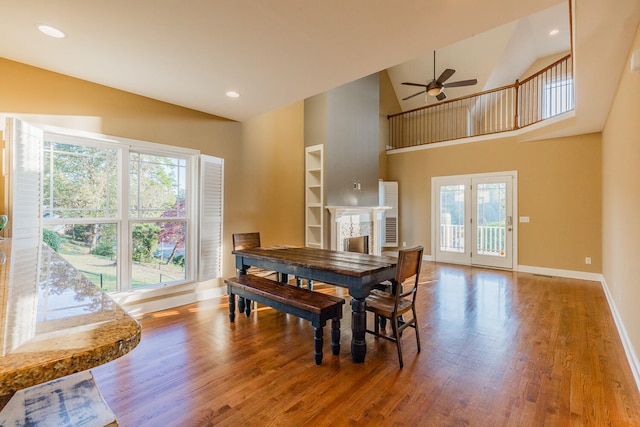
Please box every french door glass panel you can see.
[475,182,506,256]
[439,185,466,253]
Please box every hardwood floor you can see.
[92,263,640,426]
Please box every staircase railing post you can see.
[514,79,520,130]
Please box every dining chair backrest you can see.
[364,245,424,368]
[344,235,369,254]
[394,245,424,303]
[232,232,261,251]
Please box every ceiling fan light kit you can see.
[427,85,442,96]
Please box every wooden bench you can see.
[225,274,345,365]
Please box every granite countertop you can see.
[0,238,141,396]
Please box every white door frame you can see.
[431,171,518,269]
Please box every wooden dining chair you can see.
[365,245,424,368]
[345,235,391,294]
[232,232,278,279]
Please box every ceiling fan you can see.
[402,51,478,102]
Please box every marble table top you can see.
[0,238,141,396]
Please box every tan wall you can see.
[237,102,305,253]
[386,132,602,272]
[602,24,640,362]
[0,58,305,283]
[379,70,401,179]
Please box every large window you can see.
[4,118,223,293]
[40,133,206,292]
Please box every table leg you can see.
[331,318,341,355]
[351,298,367,363]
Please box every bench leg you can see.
[228,293,236,322]
[245,299,252,316]
[307,279,313,290]
[314,326,324,365]
[296,277,303,288]
[331,318,340,355]
[238,296,245,314]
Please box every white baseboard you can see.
[516,264,603,282]
[600,277,640,392]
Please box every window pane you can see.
[131,221,186,288]
[43,224,118,292]
[543,78,574,119]
[440,185,465,253]
[43,141,118,219]
[476,183,506,257]
[130,153,187,219]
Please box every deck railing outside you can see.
[388,55,573,150]
[440,224,506,256]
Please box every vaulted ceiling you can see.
[1,0,639,139]
[388,3,571,110]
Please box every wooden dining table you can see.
[232,246,397,363]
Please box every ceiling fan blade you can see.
[402,90,426,101]
[402,82,428,88]
[436,92,447,101]
[437,69,456,84]
[443,79,478,88]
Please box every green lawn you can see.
[58,239,185,292]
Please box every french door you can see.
[433,172,516,269]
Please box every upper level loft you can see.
[387,54,573,151]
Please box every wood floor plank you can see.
[92,263,640,426]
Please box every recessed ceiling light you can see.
[37,24,66,39]
[548,29,560,36]
[226,91,240,98]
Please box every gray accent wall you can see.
[305,73,380,205]
[325,73,380,207]
[304,73,381,248]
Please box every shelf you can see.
[305,144,323,249]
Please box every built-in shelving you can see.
[305,145,323,248]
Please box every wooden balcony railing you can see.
[388,54,573,150]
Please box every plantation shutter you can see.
[198,155,224,281]
[3,118,42,351]
[4,118,43,240]
[380,181,398,247]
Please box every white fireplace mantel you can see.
[326,206,390,255]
